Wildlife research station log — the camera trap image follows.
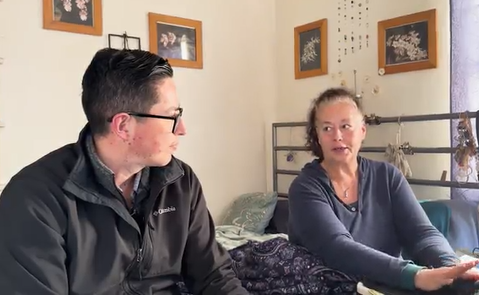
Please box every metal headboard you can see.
[272,110,479,198]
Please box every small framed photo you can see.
[294,19,328,79]
[148,13,203,69]
[377,9,437,75]
[107,33,142,50]
[42,0,103,36]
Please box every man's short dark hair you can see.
[81,48,174,136]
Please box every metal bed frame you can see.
[272,110,479,198]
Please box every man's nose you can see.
[174,118,186,136]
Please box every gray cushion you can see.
[222,191,278,234]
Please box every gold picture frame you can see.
[43,0,103,36]
[148,13,203,69]
[377,9,437,75]
[294,19,328,79]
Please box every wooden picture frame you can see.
[294,19,328,79]
[42,0,103,36]
[148,13,203,69]
[377,9,437,75]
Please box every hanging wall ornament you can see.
[365,0,370,47]
[344,0,347,21]
[358,2,362,22]
[351,34,355,53]
[350,0,354,54]
[285,127,296,163]
[338,0,342,64]
[358,2,362,27]
[358,2,362,50]
[453,113,478,180]
[353,69,362,99]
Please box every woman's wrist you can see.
[401,264,426,290]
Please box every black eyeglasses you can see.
[108,108,183,133]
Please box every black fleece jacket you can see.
[0,125,247,295]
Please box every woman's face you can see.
[315,98,366,163]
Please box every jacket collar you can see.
[64,124,184,206]
[84,132,150,200]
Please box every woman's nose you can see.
[332,129,343,141]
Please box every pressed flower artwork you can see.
[378,9,437,75]
[294,19,328,79]
[148,13,203,69]
[43,0,103,36]
[385,22,429,65]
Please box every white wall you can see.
[0,0,277,220]
[0,0,455,218]
[274,0,452,200]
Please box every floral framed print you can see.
[148,13,203,69]
[294,19,328,80]
[43,0,103,36]
[377,9,437,75]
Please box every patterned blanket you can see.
[178,237,357,295]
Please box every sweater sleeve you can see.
[388,165,459,267]
[288,176,423,290]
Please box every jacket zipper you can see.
[122,239,143,295]
[122,173,183,294]
[134,185,169,279]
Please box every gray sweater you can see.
[288,156,459,290]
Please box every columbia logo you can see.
[153,206,176,216]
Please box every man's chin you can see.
[150,154,173,167]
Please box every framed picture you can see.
[108,33,142,50]
[42,0,103,36]
[148,13,203,69]
[377,9,437,75]
[294,19,328,79]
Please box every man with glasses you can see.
[0,48,248,295]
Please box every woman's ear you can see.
[361,123,367,140]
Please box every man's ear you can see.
[110,113,132,140]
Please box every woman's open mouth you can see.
[332,146,349,153]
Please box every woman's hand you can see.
[460,267,479,281]
[414,260,479,291]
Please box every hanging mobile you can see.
[285,127,296,163]
[351,35,355,53]
[338,0,342,63]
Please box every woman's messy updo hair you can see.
[305,87,363,161]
